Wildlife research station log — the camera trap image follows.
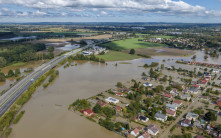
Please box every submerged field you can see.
[101,38,165,51]
[97,51,141,61]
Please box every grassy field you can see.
[101,38,164,51]
[10,62,27,67]
[97,51,141,61]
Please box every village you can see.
[69,61,221,138]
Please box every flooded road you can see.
[6,50,221,138]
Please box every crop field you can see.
[101,38,165,51]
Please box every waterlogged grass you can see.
[13,110,25,124]
[4,128,12,138]
[0,69,55,136]
[97,51,141,61]
[101,38,164,51]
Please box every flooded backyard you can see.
[2,50,221,138]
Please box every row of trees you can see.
[0,43,54,67]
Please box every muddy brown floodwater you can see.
[6,50,221,138]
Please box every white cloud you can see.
[0,0,220,17]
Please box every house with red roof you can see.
[115,92,124,97]
[80,109,95,117]
[96,100,108,107]
[163,93,172,99]
[173,100,182,107]
[216,98,221,107]
[131,127,142,137]
[138,131,151,138]
[166,109,176,117]
[115,106,121,112]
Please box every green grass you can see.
[13,110,25,124]
[101,38,164,51]
[97,51,141,61]
[10,62,27,67]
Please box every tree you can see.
[14,69,20,77]
[116,82,122,88]
[192,55,196,60]
[204,55,208,60]
[205,111,217,121]
[0,72,5,82]
[48,46,54,53]
[0,57,7,67]
[93,104,102,114]
[102,107,116,118]
[129,49,135,54]
[7,70,14,77]
[191,118,194,124]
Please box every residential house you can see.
[216,98,221,107]
[170,88,179,96]
[163,93,173,99]
[166,103,178,111]
[138,115,149,122]
[115,92,124,97]
[188,85,200,94]
[181,94,191,101]
[96,100,108,107]
[131,127,142,137]
[173,100,182,107]
[80,109,95,117]
[166,109,176,117]
[155,111,167,122]
[181,119,191,127]
[105,97,119,104]
[143,82,153,87]
[115,106,121,112]
[146,125,159,136]
[186,112,199,121]
[138,131,151,138]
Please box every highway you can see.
[0,46,86,118]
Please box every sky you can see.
[0,0,221,23]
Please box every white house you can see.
[186,112,199,121]
[155,112,167,122]
[105,97,119,104]
[146,125,159,136]
[181,119,191,127]
[143,82,153,87]
[166,103,178,111]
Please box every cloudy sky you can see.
[0,0,221,23]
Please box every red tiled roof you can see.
[163,93,172,98]
[81,109,94,115]
[97,100,108,107]
[116,106,121,111]
[173,100,182,105]
[166,109,176,116]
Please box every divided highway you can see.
[0,46,85,117]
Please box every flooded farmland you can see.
[4,50,221,138]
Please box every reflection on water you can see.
[1,36,37,41]
[7,50,221,138]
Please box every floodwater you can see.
[1,36,37,41]
[6,50,221,138]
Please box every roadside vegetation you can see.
[0,69,56,137]
[13,110,25,124]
